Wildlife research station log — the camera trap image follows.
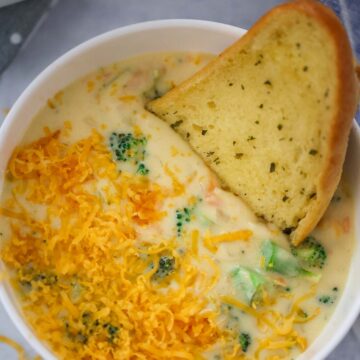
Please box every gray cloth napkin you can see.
[320,0,360,127]
[0,0,51,75]
[0,0,358,82]
[321,0,360,58]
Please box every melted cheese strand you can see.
[208,230,253,244]
[0,335,26,360]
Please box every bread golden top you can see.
[147,0,359,244]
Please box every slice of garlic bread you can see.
[147,0,359,244]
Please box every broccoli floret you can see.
[318,295,335,305]
[153,256,175,280]
[32,272,58,286]
[104,323,119,343]
[109,132,147,162]
[143,69,173,101]
[81,311,92,326]
[175,198,203,236]
[136,162,149,175]
[297,309,308,319]
[176,207,192,236]
[230,266,291,305]
[109,132,150,176]
[261,240,321,282]
[291,236,327,269]
[75,332,88,344]
[239,332,251,353]
[143,83,162,101]
[230,266,266,305]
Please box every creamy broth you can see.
[0,53,354,360]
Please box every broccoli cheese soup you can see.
[0,53,354,360]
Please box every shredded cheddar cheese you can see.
[203,230,252,253]
[191,230,199,258]
[87,80,95,92]
[207,230,253,244]
[222,285,319,360]
[0,335,26,360]
[118,95,137,102]
[0,86,326,360]
[163,164,185,197]
[1,129,222,359]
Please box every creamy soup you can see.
[0,53,354,360]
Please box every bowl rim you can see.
[0,19,248,360]
[0,18,359,360]
[0,19,243,147]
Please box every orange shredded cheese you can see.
[54,91,64,103]
[191,230,199,258]
[222,285,319,360]
[163,164,185,196]
[0,335,26,360]
[207,230,253,244]
[46,99,56,110]
[203,230,252,253]
[118,95,136,102]
[171,146,180,156]
[221,296,259,318]
[0,68,323,360]
[1,129,221,359]
[0,208,25,221]
[86,80,95,92]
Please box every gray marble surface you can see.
[0,0,359,359]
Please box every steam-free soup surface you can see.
[0,53,354,360]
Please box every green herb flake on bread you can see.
[147,0,359,245]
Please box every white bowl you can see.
[0,20,359,360]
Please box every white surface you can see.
[0,1,359,359]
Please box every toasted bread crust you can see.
[148,0,359,245]
[288,0,358,244]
